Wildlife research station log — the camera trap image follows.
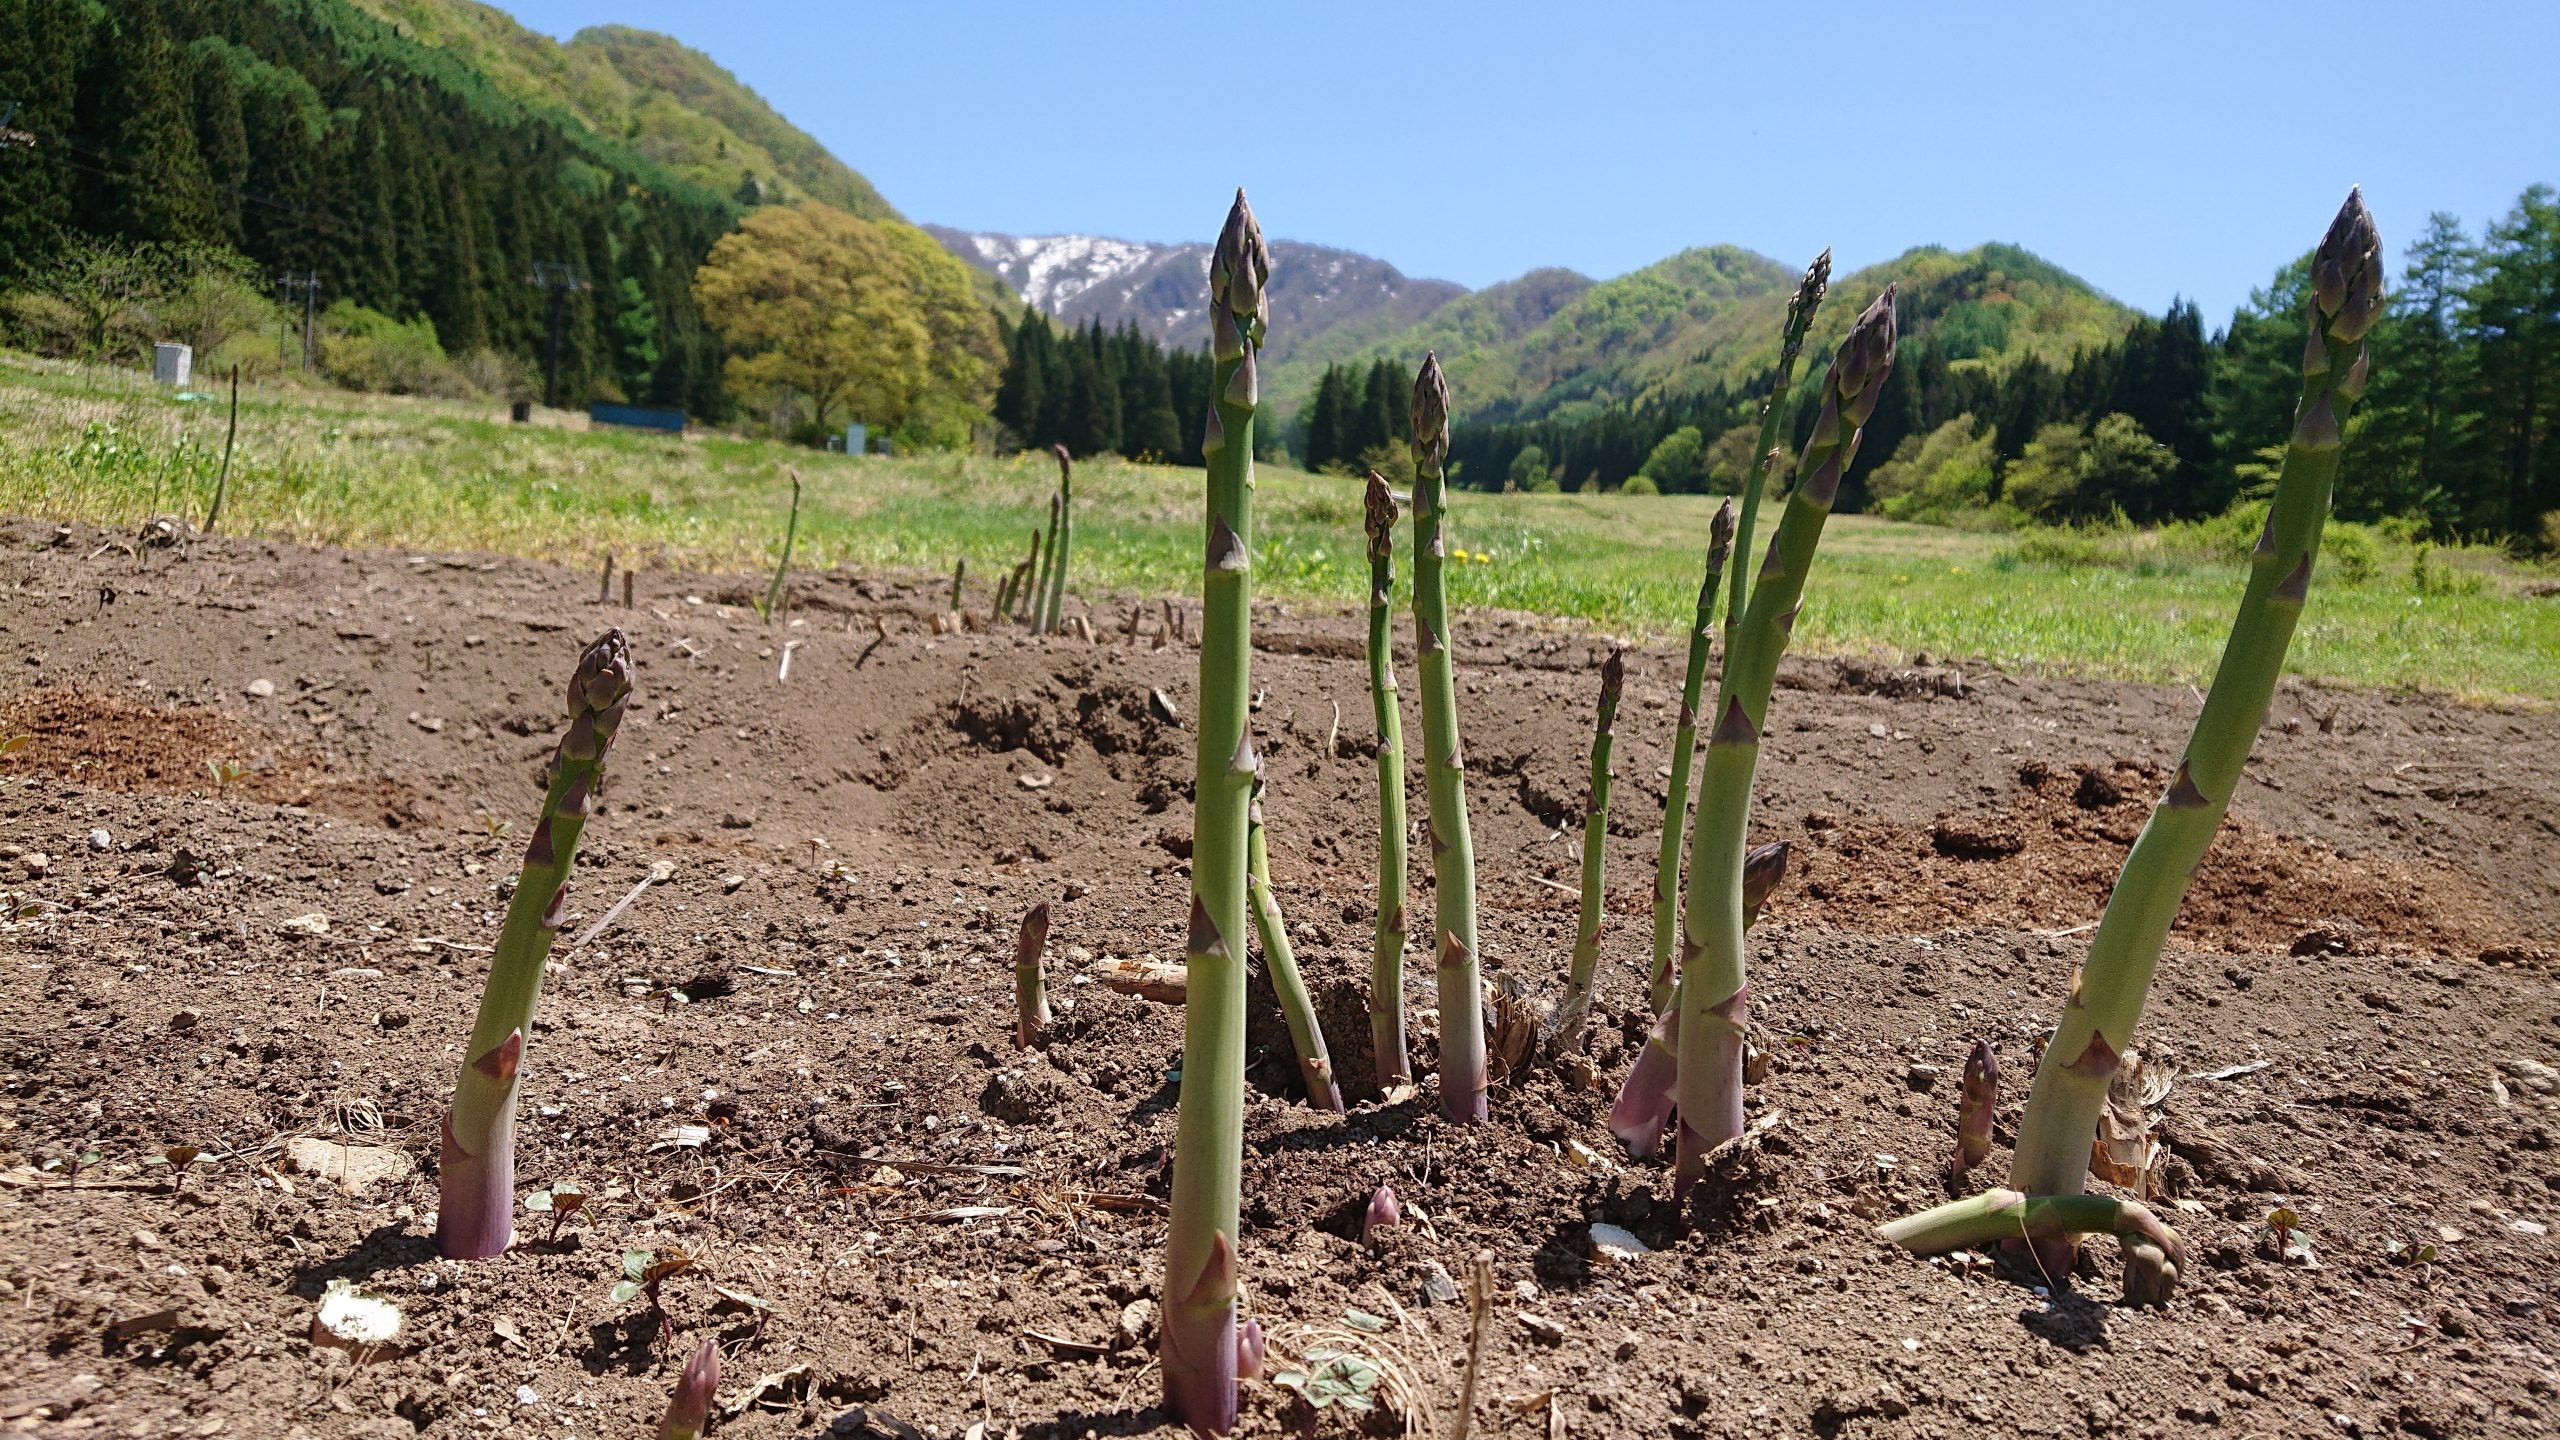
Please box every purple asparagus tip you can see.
[658,1336,718,1440]
[1363,1184,1402,1246]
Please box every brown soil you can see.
[3,517,2557,1439]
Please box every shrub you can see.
[1619,473,1660,496]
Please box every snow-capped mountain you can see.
[921,225,1467,367]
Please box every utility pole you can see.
[277,272,322,371]
[526,261,590,410]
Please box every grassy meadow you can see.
[3,351,2553,703]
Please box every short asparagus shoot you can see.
[1647,499,1736,1015]
[1248,771,1344,1110]
[762,471,801,624]
[1553,648,1626,1051]
[437,630,634,1259]
[1160,189,1271,1437]
[1013,901,1052,1050]
[1950,1038,1999,1181]
[1671,286,1895,1197]
[1887,190,2380,1299]
[659,1336,719,1440]
[1361,471,1412,1088]
[1409,352,1487,1124]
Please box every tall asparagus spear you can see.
[1013,901,1052,1050]
[1247,770,1344,1111]
[1553,648,1626,1051]
[1362,471,1412,1088]
[1040,443,1075,635]
[1161,188,1270,1437]
[1029,493,1060,628]
[1671,286,1896,1198]
[1646,499,1736,1015]
[1409,352,1487,1125]
[2000,190,2380,1251]
[437,629,634,1259]
[1724,252,1831,645]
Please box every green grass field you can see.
[4,351,2554,702]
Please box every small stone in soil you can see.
[88,829,112,852]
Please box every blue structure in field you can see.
[588,403,686,433]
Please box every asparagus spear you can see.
[762,471,802,624]
[1362,471,1412,1088]
[1647,499,1736,1015]
[2002,190,2380,1233]
[1030,493,1060,627]
[658,1336,719,1440]
[1724,251,1831,642]
[1608,839,1789,1156]
[1553,648,1626,1051]
[1014,901,1052,1050]
[1671,286,1896,1198]
[1040,443,1074,635]
[437,629,634,1259]
[1950,1038,1999,1180]
[1409,352,1487,1124]
[1247,770,1344,1111]
[1161,188,1270,1437]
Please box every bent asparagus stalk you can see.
[1879,1189,2186,1307]
[1040,443,1075,635]
[1362,471,1412,1088]
[1647,498,1735,1015]
[1248,770,1344,1110]
[1409,352,1486,1124]
[1673,287,1896,1198]
[1608,840,1789,1156]
[1553,648,1626,1051]
[659,1336,719,1440]
[1014,901,1052,1050]
[2001,191,2380,1235]
[1161,189,1270,1437]
[437,629,634,1259]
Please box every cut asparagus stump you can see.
[1672,286,1896,1199]
[1013,902,1052,1050]
[1553,648,1626,1051]
[1362,471,1412,1088]
[437,629,634,1259]
[1160,189,1270,1437]
[1409,352,1487,1125]
[1648,499,1736,1015]
[1247,770,1344,1110]
[1040,443,1075,635]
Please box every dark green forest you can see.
[0,0,739,413]
[992,312,1225,468]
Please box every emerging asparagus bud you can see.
[1363,1184,1402,1246]
[438,630,633,1260]
[1013,902,1052,1049]
[1740,840,1789,925]
[1236,1319,1266,1380]
[1950,1038,1999,1179]
[658,1336,719,1440]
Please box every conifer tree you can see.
[93,2,217,244]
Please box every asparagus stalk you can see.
[1724,251,1831,642]
[1161,188,1270,1437]
[1672,286,1896,1197]
[763,471,802,624]
[949,557,966,614]
[1014,901,1052,1050]
[1030,493,1060,627]
[1362,471,1412,1088]
[1040,443,1075,635]
[2004,191,2380,1211]
[658,1336,719,1440]
[1553,648,1626,1051]
[1647,500,1736,1014]
[1608,840,1789,1156]
[437,629,634,1259]
[1409,352,1487,1125]
[1247,772,1344,1111]
[1878,1189,2186,1307]
[1950,1038,1999,1180]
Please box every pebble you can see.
[87,828,111,852]
[245,678,275,698]
[20,853,48,877]
[1419,1260,1459,1306]
[514,1386,539,1407]
[1905,1062,1942,1093]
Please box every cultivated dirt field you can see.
[4,517,2557,1439]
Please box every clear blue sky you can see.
[492,0,2555,323]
